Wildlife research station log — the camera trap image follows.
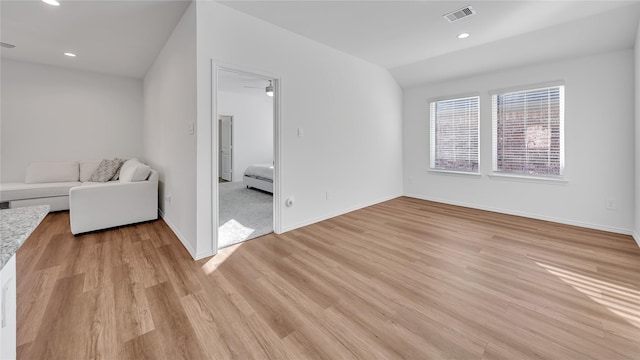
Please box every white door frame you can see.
[212,64,282,253]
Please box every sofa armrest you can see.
[69,181,158,235]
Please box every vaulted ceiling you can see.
[221,1,640,87]
[0,0,190,78]
[2,1,640,86]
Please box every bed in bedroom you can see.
[243,163,274,193]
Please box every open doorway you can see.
[217,69,275,249]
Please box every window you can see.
[429,96,479,172]
[492,85,564,177]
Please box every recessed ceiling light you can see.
[42,0,60,6]
[457,33,470,39]
[64,52,76,57]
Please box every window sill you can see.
[488,173,568,184]
[427,169,482,177]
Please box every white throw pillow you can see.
[119,159,151,182]
[120,158,140,174]
[118,158,138,181]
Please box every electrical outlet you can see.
[407,177,413,185]
[165,194,172,205]
[326,191,330,201]
[606,198,616,210]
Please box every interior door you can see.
[219,115,233,182]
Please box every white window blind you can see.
[429,96,479,172]
[492,85,564,176]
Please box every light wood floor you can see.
[16,197,640,359]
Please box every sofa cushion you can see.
[89,159,124,182]
[0,182,81,202]
[25,162,79,184]
[80,181,119,186]
[110,158,126,181]
[119,159,151,182]
[10,196,69,212]
[79,161,101,182]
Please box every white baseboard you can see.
[281,193,402,233]
[404,193,633,236]
[633,231,640,248]
[195,249,215,260]
[158,209,197,259]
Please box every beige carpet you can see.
[218,182,273,249]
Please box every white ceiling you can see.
[1,0,190,79]
[2,1,640,86]
[220,0,640,87]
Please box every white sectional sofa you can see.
[0,160,158,234]
[0,161,86,211]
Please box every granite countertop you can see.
[0,205,49,270]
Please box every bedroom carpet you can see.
[218,181,273,249]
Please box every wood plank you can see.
[156,244,202,297]
[119,330,168,360]
[21,273,86,359]
[15,198,640,359]
[130,239,168,288]
[15,265,62,346]
[145,282,207,359]
[112,264,155,343]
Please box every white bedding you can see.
[244,163,274,181]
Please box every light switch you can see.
[297,128,304,137]
[187,122,195,135]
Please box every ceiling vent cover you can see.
[443,6,476,22]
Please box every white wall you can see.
[218,90,273,182]
[635,23,640,245]
[143,3,197,255]
[194,2,404,258]
[1,60,143,182]
[404,50,635,234]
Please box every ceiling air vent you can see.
[443,6,476,23]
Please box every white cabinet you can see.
[0,254,16,360]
